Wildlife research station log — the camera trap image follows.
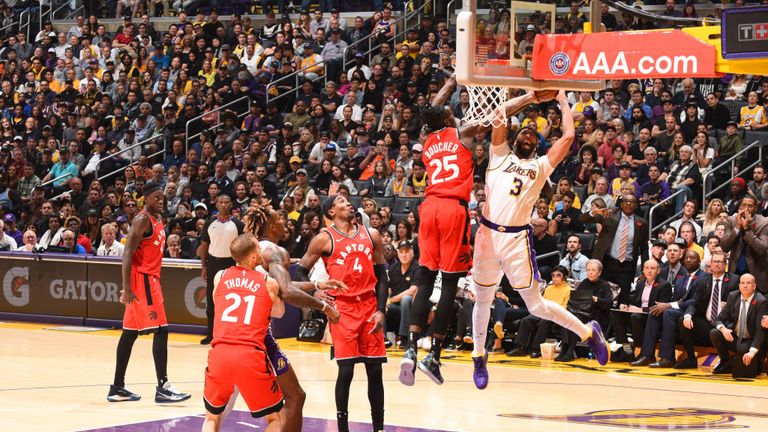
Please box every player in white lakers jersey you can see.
[470,91,609,390]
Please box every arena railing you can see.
[648,188,687,238]
[534,250,561,264]
[31,173,74,196]
[184,95,251,155]
[648,138,764,236]
[265,0,432,108]
[95,135,169,182]
[702,139,764,207]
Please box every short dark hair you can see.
[420,104,447,133]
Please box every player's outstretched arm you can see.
[431,74,457,108]
[369,229,388,334]
[459,91,539,147]
[490,115,508,148]
[119,212,149,305]
[296,231,331,280]
[547,90,575,168]
[264,245,340,323]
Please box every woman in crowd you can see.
[360,159,390,197]
[328,164,357,195]
[698,198,725,237]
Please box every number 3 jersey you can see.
[212,266,272,349]
[483,149,554,227]
[423,127,474,201]
[322,225,377,300]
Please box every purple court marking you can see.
[81,411,455,432]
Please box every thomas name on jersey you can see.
[222,276,262,293]
[503,162,538,180]
[424,141,460,159]
[334,242,373,266]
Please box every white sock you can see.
[471,283,495,357]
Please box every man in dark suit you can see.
[634,250,703,367]
[611,260,672,362]
[709,273,766,375]
[659,240,686,287]
[580,194,649,305]
[675,251,740,369]
[719,195,768,293]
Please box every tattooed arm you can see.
[262,244,340,323]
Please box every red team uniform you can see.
[419,127,474,273]
[203,266,284,417]
[123,211,168,332]
[323,225,387,363]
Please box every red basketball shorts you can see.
[329,293,387,364]
[418,196,472,273]
[123,272,168,333]
[204,345,284,418]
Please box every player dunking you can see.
[470,91,609,390]
[202,233,284,432]
[211,204,344,432]
[399,75,552,386]
[108,182,190,403]
[297,195,389,432]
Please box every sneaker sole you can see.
[399,358,416,386]
[107,396,141,402]
[417,362,444,385]
[155,394,192,404]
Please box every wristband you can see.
[321,300,328,312]
[314,280,319,290]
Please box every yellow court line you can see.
[4,321,767,387]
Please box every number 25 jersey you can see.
[423,127,474,201]
[322,225,377,300]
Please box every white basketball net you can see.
[463,85,509,129]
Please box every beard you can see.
[514,139,536,159]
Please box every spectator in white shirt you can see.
[96,223,124,256]
[16,230,39,252]
[0,220,18,251]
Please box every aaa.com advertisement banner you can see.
[0,253,207,325]
[532,30,718,80]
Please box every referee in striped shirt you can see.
[198,195,244,345]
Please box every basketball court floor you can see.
[3,321,768,431]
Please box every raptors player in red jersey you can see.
[297,194,389,432]
[400,75,554,387]
[108,182,190,404]
[202,233,285,432]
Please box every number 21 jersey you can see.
[423,127,474,200]
[322,225,377,300]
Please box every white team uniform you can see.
[472,146,555,290]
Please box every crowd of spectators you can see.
[0,2,767,364]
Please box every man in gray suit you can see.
[720,195,768,294]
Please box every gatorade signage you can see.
[532,30,718,80]
[0,253,206,325]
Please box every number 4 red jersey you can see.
[322,225,377,300]
[422,127,474,201]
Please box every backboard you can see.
[455,0,604,91]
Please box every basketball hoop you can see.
[460,58,515,129]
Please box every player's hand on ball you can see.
[324,304,341,324]
[120,288,136,305]
[368,311,385,334]
[319,279,348,292]
[533,90,558,103]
